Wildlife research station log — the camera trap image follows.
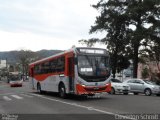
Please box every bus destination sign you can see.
[78,48,106,54]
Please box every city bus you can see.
[29,47,111,98]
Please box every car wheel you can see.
[156,94,160,96]
[59,83,67,98]
[110,87,115,94]
[144,89,152,96]
[134,92,138,95]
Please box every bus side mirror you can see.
[74,57,78,65]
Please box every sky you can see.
[0,0,106,51]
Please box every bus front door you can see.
[68,57,74,92]
[30,67,34,89]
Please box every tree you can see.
[141,67,149,79]
[145,38,160,83]
[149,40,160,72]
[125,0,160,78]
[141,38,160,73]
[117,55,131,73]
[16,50,37,80]
[80,0,160,78]
[80,0,131,78]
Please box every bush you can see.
[141,67,149,79]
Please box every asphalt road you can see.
[0,81,160,120]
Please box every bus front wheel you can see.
[59,84,67,98]
[37,83,42,94]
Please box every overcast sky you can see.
[0,0,107,51]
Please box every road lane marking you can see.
[11,95,23,99]
[0,92,26,96]
[3,96,12,101]
[31,93,136,120]
[20,94,33,98]
[0,84,9,87]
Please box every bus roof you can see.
[29,47,108,66]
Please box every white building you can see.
[0,59,7,69]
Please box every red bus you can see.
[29,47,111,98]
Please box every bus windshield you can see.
[78,55,109,77]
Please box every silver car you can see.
[124,79,160,96]
[108,78,130,95]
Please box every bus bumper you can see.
[76,83,111,95]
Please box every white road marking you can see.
[31,94,136,120]
[20,94,33,98]
[11,95,23,99]
[0,84,9,87]
[0,92,26,96]
[3,96,12,101]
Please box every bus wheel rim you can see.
[60,87,65,96]
[37,85,41,93]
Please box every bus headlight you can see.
[77,80,85,87]
[106,83,110,86]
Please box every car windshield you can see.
[144,80,157,85]
[78,55,109,77]
[111,79,122,83]
[9,75,20,81]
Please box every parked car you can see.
[123,79,160,96]
[108,78,130,95]
[9,75,23,87]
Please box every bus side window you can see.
[34,65,38,75]
[50,59,57,73]
[57,57,65,72]
[42,61,50,74]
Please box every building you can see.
[0,59,7,69]
[114,59,160,80]
[138,61,160,79]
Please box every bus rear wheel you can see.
[59,84,67,98]
[37,83,42,94]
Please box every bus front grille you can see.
[84,86,106,91]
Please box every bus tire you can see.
[59,83,67,99]
[88,94,95,97]
[134,92,138,95]
[37,83,42,94]
[110,87,115,94]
